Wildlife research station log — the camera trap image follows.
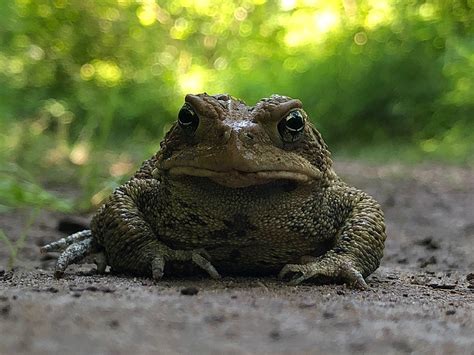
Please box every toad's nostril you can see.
[215,94,230,101]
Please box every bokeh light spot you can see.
[109,158,133,177]
[170,18,190,40]
[93,60,122,86]
[420,138,438,153]
[365,0,393,29]
[178,67,206,94]
[234,7,248,21]
[314,10,339,33]
[354,31,368,45]
[419,3,436,20]
[46,100,66,117]
[238,57,252,71]
[137,4,157,26]
[9,58,24,74]
[70,143,90,165]
[214,57,228,71]
[239,22,253,37]
[280,0,296,11]
[80,63,95,80]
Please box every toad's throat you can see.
[166,166,319,188]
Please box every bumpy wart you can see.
[41,93,386,288]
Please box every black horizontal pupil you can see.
[178,104,199,135]
[286,112,304,132]
[277,110,305,143]
[179,108,195,125]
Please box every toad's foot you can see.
[278,256,368,289]
[152,248,220,281]
[40,230,107,279]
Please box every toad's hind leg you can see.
[279,190,386,289]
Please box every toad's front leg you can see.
[279,189,386,289]
[91,178,220,280]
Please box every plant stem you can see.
[0,207,40,270]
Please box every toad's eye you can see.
[178,104,199,135]
[278,109,305,143]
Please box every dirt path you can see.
[1,161,473,354]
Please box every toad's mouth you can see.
[165,166,319,188]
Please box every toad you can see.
[42,93,386,288]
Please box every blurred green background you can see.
[1,0,473,211]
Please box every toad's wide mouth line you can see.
[165,166,320,183]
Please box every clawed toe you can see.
[152,248,220,280]
[278,264,313,285]
[342,267,368,289]
[151,256,165,281]
[278,260,369,289]
[41,230,92,254]
[191,252,220,279]
[93,252,108,274]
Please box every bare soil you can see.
[1,161,473,355]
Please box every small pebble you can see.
[323,311,335,319]
[446,309,456,315]
[1,304,11,316]
[269,329,280,340]
[109,320,120,329]
[180,287,199,296]
[298,301,316,309]
[415,237,439,250]
[419,256,437,268]
[204,314,226,324]
[100,287,116,293]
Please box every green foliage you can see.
[0,164,73,212]
[0,0,473,208]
